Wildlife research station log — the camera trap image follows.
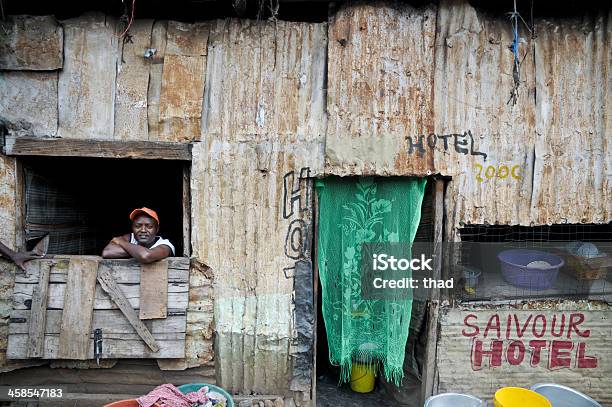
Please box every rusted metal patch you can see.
[0,16,63,70]
[0,71,58,137]
[326,3,437,176]
[158,22,209,142]
[57,14,118,140]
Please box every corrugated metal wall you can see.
[0,0,610,401]
[191,19,326,395]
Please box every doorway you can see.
[314,177,437,407]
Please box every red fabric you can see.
[137,384,210,407]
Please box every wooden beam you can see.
[3,136,192,161]
[57,258,99,359]
[421,179,444,403]
[26,262,50,358]
[96,267,161,353]
[182,163,191,257]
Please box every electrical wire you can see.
[115,0,136,38]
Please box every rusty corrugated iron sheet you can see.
[326,0,610,228]
[529,13,611,225]
[0,15,63,70]
[326,3,437,176]
[192,19,326,394]
[437,304,612,405]
[57,14,118,140]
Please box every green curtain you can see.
[316,177,426,385]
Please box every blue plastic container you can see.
[177,383,234,407]
[498,249,564,290]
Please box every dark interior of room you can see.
[20,156,185,256]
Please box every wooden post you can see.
[421,178,444,402]
[182,163,191,257]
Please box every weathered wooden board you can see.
[115,20,154,141]
[57,259,98,359]
[8,333,183,359]
[158,21,209,142]
[12,281,188,311]
[97,267,160,352]
[57,14,118,139]
[0,16,63,70]
[15,258,189,284]
[26,263,50,358]
[0,156,16,248]
[0,72,58,137]
[3,136,192,161]
[10,310,186,335]
[147,20,168,140]
[139,260,168,320]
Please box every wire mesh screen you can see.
[455,224,612,303]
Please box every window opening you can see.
[21,156,186,256]
[456,223,612,302]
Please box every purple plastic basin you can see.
[498,249,564,290]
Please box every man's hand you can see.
[11,251,43,272]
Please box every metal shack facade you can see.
[0,0,610,405]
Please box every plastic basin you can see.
[177,383,234,407]
[424,393,485,407]
[498,249,564,290]
[530,383,602,407]
[494,387,552,407]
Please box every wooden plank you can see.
[139,260,168,320]
[10,309,186,335]
[114,19,154,141]
[12,281,190,310]
[14,160,26,251]
[57,258,99,359]
[97,267,160,352]
[26,262,50,358]
[147,20,168,140]
[8,333,184,359]
[183,164,191,256]
[3,136,192,161]
[421,179,445,403]
[15,258,189,284]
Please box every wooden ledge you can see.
[2,136,192,161]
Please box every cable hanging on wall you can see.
[506,0,533,106]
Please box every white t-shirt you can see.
[129,233,175,256]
